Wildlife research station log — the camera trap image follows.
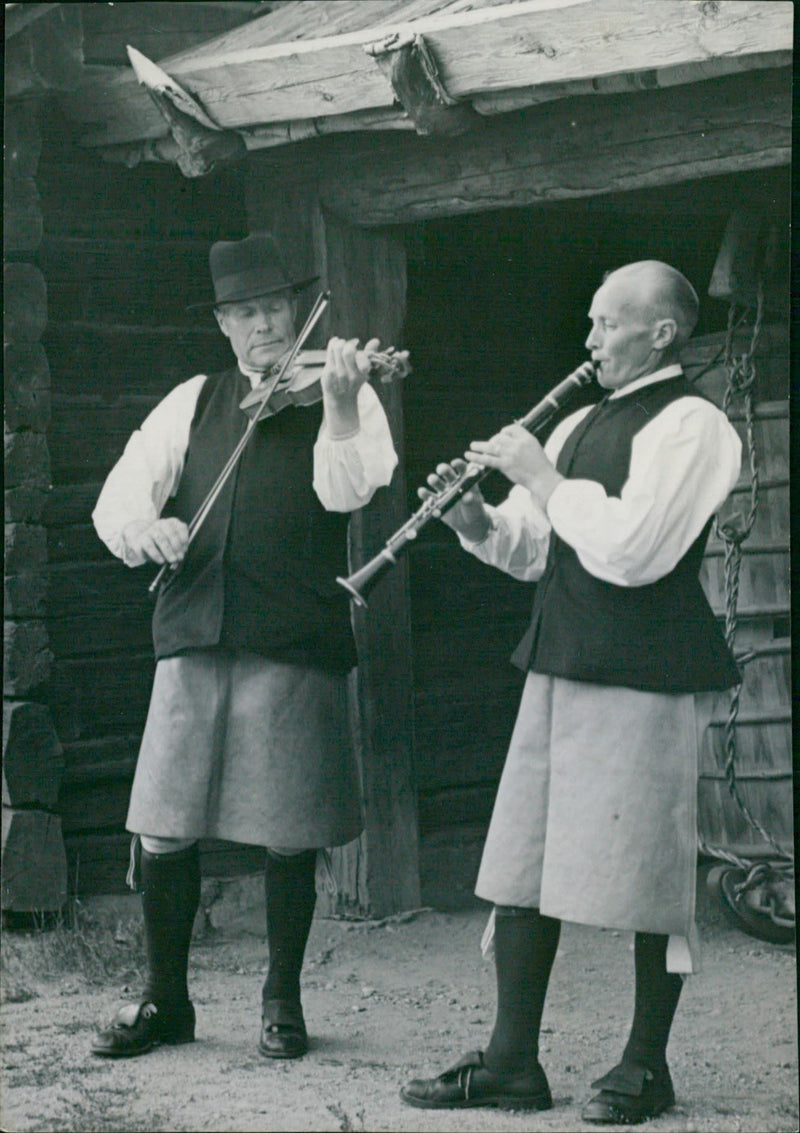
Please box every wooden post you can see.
[319,210,420,918]
[250,186,420,916]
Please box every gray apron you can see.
[127,649,361,849]
[476,673,712,966]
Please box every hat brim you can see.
[186,275,320,312]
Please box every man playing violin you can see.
[402,261,741,1123]
[91,233,398,1060]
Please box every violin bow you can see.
[148,290,331,594]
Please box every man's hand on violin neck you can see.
[320,336,379,438]
[321,337,379,400]
[124,517,189,565]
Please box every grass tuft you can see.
[1,899,145,1002]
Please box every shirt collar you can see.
[607,363,684,400]
[238,362,269,389]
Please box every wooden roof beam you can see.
[58,0,794,148]
[249,67,791,227]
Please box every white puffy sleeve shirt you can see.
[459,367,742,587]
[93,374,398,567]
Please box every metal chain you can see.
[701,281,793,865]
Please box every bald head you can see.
[587,261,699,390]
[602,261,699,348]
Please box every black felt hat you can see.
[188,233,318,309]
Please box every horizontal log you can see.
[38,235,214,326]
[47,524,109,565]
[59,772,133,835]
[278,68,792,226]
[1,807,67,912]
[44,482,104,527]
[36,157,247,242]
[3,343,51,433]
[47,613,152,659]
[63,833,267,895]
[42,323,230,397]
[5,487,51,526]
[60,0,793,145]
[2,701,64,808]
[3,263,47,344]
[47,394,160,482]
[3,621,53,696]
[48,559,152,621]
[3,432,51,491]
[471,50,794,115]
[50,654,154,742]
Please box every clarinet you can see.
[337,361,596,608]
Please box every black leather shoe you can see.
[401,1050,553,1111]
[581,1062,675,1125]
[259,998,308,1059]
[91,1000,195,1058]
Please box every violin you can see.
[239,346,411,420]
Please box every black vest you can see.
[152,368,357,671]
[511,376,740,693]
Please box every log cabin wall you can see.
[3,98,68,915]
[34,111,251,895]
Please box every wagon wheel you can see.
[707,862,795,946]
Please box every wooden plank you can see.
[60,0,793,145]
[2,701,64,808]
[250,67,791,226]
[50,654,154,743]
[698,777,793,848]
[1,808,67,912]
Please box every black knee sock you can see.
[262,850,317,1005]
[140,844,201,1009]
[484,906,561,1076]
[622,932,683,1070]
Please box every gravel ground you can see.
[1,870,796,1133]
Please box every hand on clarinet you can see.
[466,424,563,506]
[418,459,492,542]
[123,517,189,565]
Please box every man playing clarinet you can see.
[91,233,397,1061]
[402,260,741,1123]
